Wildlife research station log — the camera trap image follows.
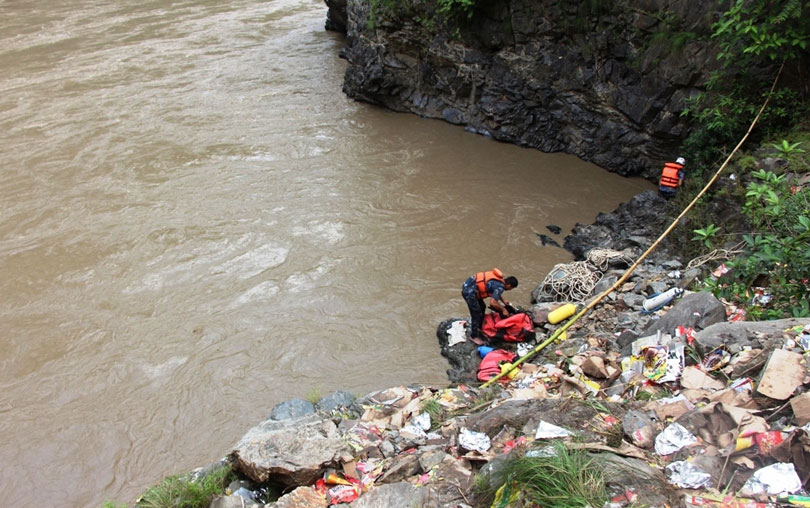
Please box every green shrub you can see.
[704,169,810,318]
[135,465,235,508]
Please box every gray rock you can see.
[648,280,670,295]
[270,398,315,421]
[348,482,430,508]
[693,317,810,354]
[661,259,683,269]
[230,414,351,486]
[643,291,726,335]
[620,293,645,309]
[316,391,357,414]
[210,495,261,508]
[622,410,658,449]
[419,449,448,472]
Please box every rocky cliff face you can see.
[327,0,722,179]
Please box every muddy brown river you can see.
[0,0,651,505]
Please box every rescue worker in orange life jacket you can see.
[659,157,685,199]
[461,268,518,345]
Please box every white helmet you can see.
[676,157,686,165]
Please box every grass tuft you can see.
[493,441,607,508]
[135,464,235,508]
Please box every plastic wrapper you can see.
[446,320,468,346]
[459,428,491,453]
[665,461,713,489]
[655,423,697,455]
[701,345,731,371]
[739,462,802,497]
[534,421,572,439]
[412,411,431,431]
[684,493,774,507]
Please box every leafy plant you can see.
[135,465,235,508]
[771,139,805,156]
[692,223,720,248]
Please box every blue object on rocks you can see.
[478,346,494,358]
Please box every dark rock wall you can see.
[328,0,724,179]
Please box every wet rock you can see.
[230,414,351,486]
[546,224,562,235]
[316,391,358,415]
[436,318,480,384]
[564,191,669,260]
[536,233,561,248]
[643,291,726,335]
[270,399,315,421]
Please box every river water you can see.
[0,0,650,506]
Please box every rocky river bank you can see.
[114,143,810,507]
[162,192,810,507]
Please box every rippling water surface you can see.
[0,0,650,505]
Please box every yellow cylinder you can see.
[500,362,519,379]
[548,303,576,324]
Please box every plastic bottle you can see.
[548,303,576,324]
[642,287,684,312]
[500,362,519,379]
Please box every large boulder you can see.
[693,317,810,354]
[642,291,726,336]
[230,414,351,486]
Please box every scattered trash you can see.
[666,461,713,489]
[446,320,468,347]
[459,428,491,453]
[739,462,802,497]
[655,423,698,455]
[534,421,572,439]
[642,287,684,313]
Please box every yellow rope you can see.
[481,65,783,389]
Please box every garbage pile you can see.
[197,254,810,508]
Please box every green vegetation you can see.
[305,386,322,404]
[133,465,235,508]
[478,442,607,508]
[421,398,446,429]
[674,0,809,319]
[701,169,810,319]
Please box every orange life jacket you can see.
[659,162,683,188]
[474,268,504,298]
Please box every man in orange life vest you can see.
[461,268,518,345]
[659,157,686,199]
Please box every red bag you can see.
[481,312,536,342]
[477,349,517,382]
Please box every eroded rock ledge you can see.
[327,0,720,178]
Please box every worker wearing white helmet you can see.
[659,157,686,199]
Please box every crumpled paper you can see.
[459,428,491,453]
[740,462,802,496]
[655,423,698,455]
[535,421,572,439]
[666,461,713,489]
